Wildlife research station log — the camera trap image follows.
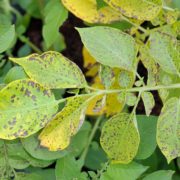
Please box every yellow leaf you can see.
[39,96,91,151]
[62,0,122,24]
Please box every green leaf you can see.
[4,66,28,84]
[77,26,137,71]
[9,51,87,89]
[0,79,58,139]
[99,65,114,89]
[100,162,148,180]
[39,95,91,151]
[21,133,68,161]
[43,0,68,48]
[100,113,140,163]
[157,97,180,163]
[104,0,162,20]
[149,31,180,75]
[143,170,174,180]
[85,141,107,170]
[69,121,92,157]
[136,115,157,160]
[141,92,155,116]
[55,155,88,180]
[0,15,15,53]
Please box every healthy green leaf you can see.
[104,0,162,20]
[55,155,87,180]
[77,26,137,71]
[43,0,68,48]
[100,162,148,180]
[0,79,58,139]
[143,170,174,180]
[39,95,91,151]
[0,14,15,53]
[136,115,157,160]
[157,97,180,163]
[100,113,140,163]
[9,51,87,89]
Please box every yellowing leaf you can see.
[104,0,162,20]
[9,51,87,89]
[39,96,91,151]
[141,92,155,116]
[157,97,180,163]
[62,0,122,24]
[100,113,140,163]
[0,79,58,140]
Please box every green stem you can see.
[121,15,147,33]
[18,35,42,54]
[79,116,103,163]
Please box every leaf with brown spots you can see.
[62,0,122,24]
[100,113,140,164]
[141,92,155,116]
[157,97,180,163]
[0,79,58,140]
[104,0,162,20]
[39,95,91,151]
[9,51,87,89]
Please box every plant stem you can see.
[79,116,103,163]
[121,15,147,33]
[18,35,42,54]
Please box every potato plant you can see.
[0,0,180,179]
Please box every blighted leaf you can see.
[62,0,121,24]
[149,31,180,75]
[136,115,157,160]
[21,133,68,161]
[141,92,155,116]
[0,79,58,140]
[99,65,114,89]
[100,162,148,180]
[143,170,174,180]
[157,97,180,163]
[77,26,137,71]
[126,93,137,106]
[9,51,87,89]
[118,70,135,88]
[104,0,162,21]
[43,0,68,48]
[39,96,91,151]
[100,113,140,163]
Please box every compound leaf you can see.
[157,97,180,163]
[0,79,58,140]
[9,51,87,89]
[77,26,137,71]
[100,113,140,163]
